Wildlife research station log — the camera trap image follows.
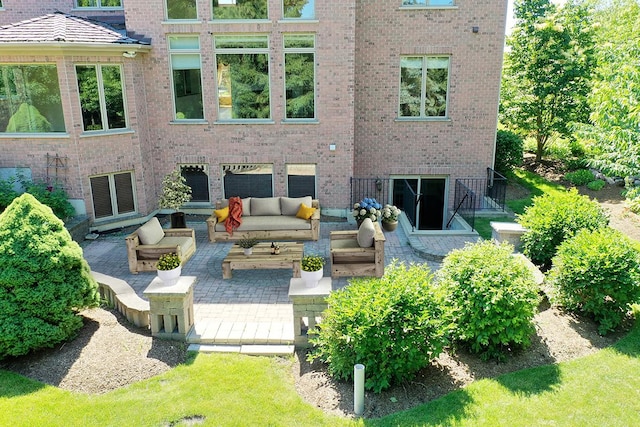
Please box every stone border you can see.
[92,271,150,328]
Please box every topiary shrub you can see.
[0,194,99,359]
[547,228,640,335]
[495,129,524,173]
[438,241,540,361]
[564,169,594,186]
[587,179,606,191]
[517,188,609,268]
[308,261,450,393]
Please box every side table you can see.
[143,276,196,340]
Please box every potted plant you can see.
[238,237,258,255]
[156,252,181,284]
[158,168,192,228]
[301,254,325,287]
[381,204,401,231]
[352,197,382,227]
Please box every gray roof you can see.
[0,12,149,45]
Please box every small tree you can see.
[0,194,99,359]
[158,169,192,211]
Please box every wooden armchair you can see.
[330,221,385,278]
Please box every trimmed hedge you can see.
[495,129,524,173]
[308,261,450,393]
[0,194,99,359]
[548,228,640,334]
[438,241,540,361]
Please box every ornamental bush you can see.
[547,228,640,335]
[0,194,99,359]
[308,261,450,393]
[0,176,75,220]
[517,188,609,268]
[495,129,524,173]
[564,169,594,186]
[586,179,606,191]
[438,241,540,361]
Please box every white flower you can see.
[352,209,359,217]
[369,207,376,214]
[371,214,377,221]
[360,209,367,216]
[354,203,360,209]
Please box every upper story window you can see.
[0,65,66,134]
[76,0,123,9]
[399,56,450,119]
[169,36,204,120]
[76,65,127,132]
[212,0,268,20]
[402,0,454,6]
[214,35,271,121]
[167,0,198,20]
[284,34,315,120]
[283,0,314,19]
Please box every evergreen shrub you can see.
[438,241,540,361]
[565,169,594,186]
[495,129,524,173]
[548,228,640,334]
[0,194,99,359]
[587,179,606,191]
[517,188,609,267]
[308,261,450,392]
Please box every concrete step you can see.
[188,343,295,356]
[187,319,295,346]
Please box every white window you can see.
[212,0,267,20]
[166,0,198,20]
[90,171,136,220]
[284,34,316,120]
[214,35,271,121]
[282,0,314,19]
[169,36,204,120]
[399,56,450,118]
[76,65,127,132]
[75,0,123,9]
[221,164,273,198]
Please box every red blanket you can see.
[225,196,243,235]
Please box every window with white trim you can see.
[90,171,136,220]
[76,65,127,131]
[287,164,316,198]
[169,36,204,120]
[401,0,454,6]
[215,35,271,120]
[222,164,273,198]
[166,0,198,20]
[76,0,123,8]
[399,56,450,118]
[284,34,315,120]
[0,64,66,133]
[212,0,268,20]
[282,0,314,19]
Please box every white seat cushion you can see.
[251,197,282,216]
[137,217,165,245]
[356,218,376,248]
[280,196,312,216]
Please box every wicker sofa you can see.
[125,217,196,273]
[206,196,320,242]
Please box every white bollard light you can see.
[354,364,365,416]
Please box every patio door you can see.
[392,177,447,230]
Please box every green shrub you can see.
[308,261,450,393]
[438,241,540,361]
[495,129,523,173]
[587,179,606,191]
[24,181,75,220]
[547,228,640,334]
[624,185,640,214]
[564,169,594,186]
[517,188,609,268]
[0,194,99,359]
[0,177,20,211]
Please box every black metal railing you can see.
[350,177,391,208]
[449,180,476,230]
[455,168,507,211]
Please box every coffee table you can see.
[222,242,304,279]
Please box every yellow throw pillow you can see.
[296,203,316,220]
[214,206,229,223]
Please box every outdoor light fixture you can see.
[375,178,383,192]
[122,51,137,58]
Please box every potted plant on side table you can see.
[301,254,325,288]
[238,237,258,255]
[156,252,182,285]
[158,168,192,228]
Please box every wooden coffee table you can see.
[222,242,304,279]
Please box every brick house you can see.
[0,0,507,232]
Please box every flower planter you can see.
[157,265,181,285]
[243,248,253,256]
[301,268,323,288]
[382,220,398,232]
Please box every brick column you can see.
[288,277,331,349]
[143,276,196,340]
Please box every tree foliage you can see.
[501,0,596,161]
[574,0,640,178]
[0,194,99,359]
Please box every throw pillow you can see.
[137,217,165,245]
[214,206,229,223]
[281,196,313,216]
[296,203,316,220]
[251,197,281,216]
[356,218,375,248]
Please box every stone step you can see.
[188,343,295,356]
[186,319,295,346]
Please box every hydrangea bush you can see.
[381,204,400,222]
[352,198,382,222]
